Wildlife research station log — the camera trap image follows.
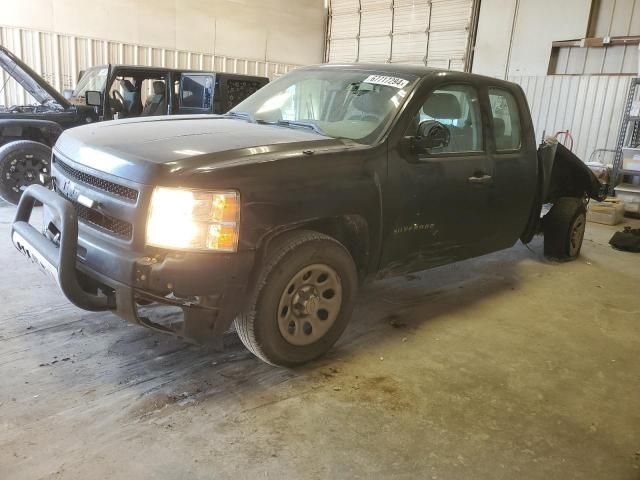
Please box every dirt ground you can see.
[1,204,639,480]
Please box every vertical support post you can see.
[356,0,362,62]
[389,0,395,64]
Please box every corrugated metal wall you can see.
[0,24,298,107]
[511,75,632,164]
[326,0,475,71]
[549,0,640,75]
[552,45,639,75]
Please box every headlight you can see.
[146,187,240,252]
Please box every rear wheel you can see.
[235,230,358,367]
[543,197,587,261]
[0,140,51,205]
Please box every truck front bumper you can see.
[11,185,254,346]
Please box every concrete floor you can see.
[0,205,639,480]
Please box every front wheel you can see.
[0,140,52,205]
[235,230,358,367]
[543,197,587,261]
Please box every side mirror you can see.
[412,120,450,152]
[85,90,102,107]
[62,89,74,99]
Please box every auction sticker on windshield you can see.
[363,75,409,89]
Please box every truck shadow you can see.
[102,238,547,418]
[4,236,547,422]
[344,241,541,343]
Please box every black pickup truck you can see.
[11,64,604,366]
[0,45,268,204]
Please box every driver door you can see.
[380,82,496,272]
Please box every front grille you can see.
[54,156,139,202]
[73,200,133,240]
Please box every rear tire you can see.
[543,197,587,261]
[0,140,52,205]
[235,230,358,367]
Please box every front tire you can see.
[235,230,358,367]
[543,197,587,261]
[0,140,52,205]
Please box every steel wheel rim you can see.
[4,154,48,193]
[569,213,586,256]
[277,263,343,347]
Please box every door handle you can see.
[467,174,493,185]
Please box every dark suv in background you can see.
[0,45,268,204]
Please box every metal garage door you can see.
[326,0,478,71]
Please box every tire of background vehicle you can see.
[235,230,358,367]
[543,197,587,261]
[0,140,52,205]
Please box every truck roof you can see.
[83,63,268,80]
[304,63,517,87]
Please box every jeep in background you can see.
[11,64,605,367]
[0,45,268,204]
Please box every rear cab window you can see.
[488,88,522,152]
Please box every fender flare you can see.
[252,214,371,279]
[0,119,63,146]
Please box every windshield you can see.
[231,68,418,143]
[73,67,108,98]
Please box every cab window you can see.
[180,74,214,111]
[414,84,483,154]
[489,88,522,151]
[107,73,168,118]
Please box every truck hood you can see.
[54,115,345,184]
[0,46,70,109]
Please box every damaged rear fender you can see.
[521,139,606,244]
[542,140,607,203]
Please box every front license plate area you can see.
[12,231,60,285]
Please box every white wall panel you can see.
[361,0,393,9]
[359,2,392,63]
[359,36,392,62]
[327,38,359,63]
[360,8,393,37]
[1,0,326,67]
[473,0,592,77]
[392,32,429,63]
[392,4,430,34]
[330,13,361,39]
[511,75,632,165]
[429,0,471,32]
[390,2,429,63]
[331,0,360,14]
[0,25,297,107]
[427,30,468,70]
[327,0,475,70]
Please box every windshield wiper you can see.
[226,113,326,136]
[271,120,326,136]
[225,111,257,123]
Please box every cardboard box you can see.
[587,198,625,225]
[615,184,640,214]
[622,148,640,172]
